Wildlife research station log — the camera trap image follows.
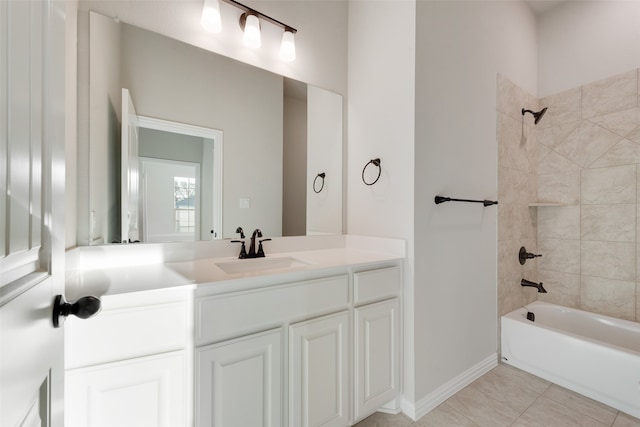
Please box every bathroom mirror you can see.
[85,12,343,244]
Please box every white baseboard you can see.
[401,353,498,421]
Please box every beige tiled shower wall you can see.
[498,69,640,328]
[536,69,640,322]
[497,75,540,318]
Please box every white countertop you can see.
[65,236,405,299]
[65,263,196,299]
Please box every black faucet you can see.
[232,227,270,258]
[231,227,248,258]
[521,278,547,293]
[247,229,263,258]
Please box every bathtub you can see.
[501,301,640,418]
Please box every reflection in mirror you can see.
[134,116,223,243]
[121,88,139,243]
[85,11,342,245]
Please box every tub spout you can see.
[521,278,547,293]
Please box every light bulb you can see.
[279,30,296,62]
[201,0,222,33]
[243,14,261,49]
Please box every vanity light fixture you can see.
[201,0,222,33]
[240,13,261,48]
[201,0,297,61]
[279,29,296,62]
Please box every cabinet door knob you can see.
[52,294,102,328]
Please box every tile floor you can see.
[354,364,640,427]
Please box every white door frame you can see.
[136,116,224,240]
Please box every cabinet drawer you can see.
[353,266,401,305]
[196,275,349,345]
[66,298,188,369]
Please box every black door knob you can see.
[52,294,102,328]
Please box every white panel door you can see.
[195,329,282,427]
[0,1,66,426]
[289,311,349,427]
[65,351,186,427]
[354,298,400,421]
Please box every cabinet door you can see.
[354,298,400,421]
[196,328,282,427]
[289,311,349,427]
[65,351,186,427]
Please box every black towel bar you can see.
[434,196,498,206]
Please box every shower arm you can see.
[521,107,548,125]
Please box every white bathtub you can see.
[501,301,640,418]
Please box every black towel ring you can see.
[362,158,381,186]
[313,173,326,193]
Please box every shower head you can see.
[521,107,548,125]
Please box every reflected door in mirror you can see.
[140,158,200,242]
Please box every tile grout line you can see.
[506,385,550,427]
[440,401,479,427]
[541,385,619,427]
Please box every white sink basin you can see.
[215,256,308,274]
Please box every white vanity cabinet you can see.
[64,256,402,427]
[195,263,402,427]
[64,288,193,427]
